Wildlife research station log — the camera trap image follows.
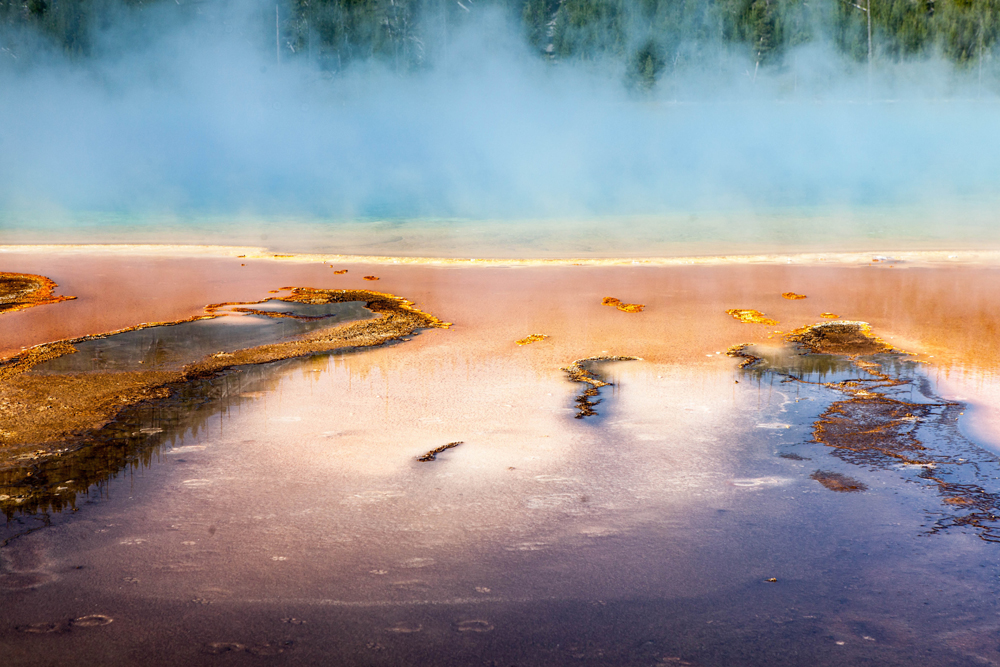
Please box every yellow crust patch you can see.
[820,312,839,319]
[602,297,644,313]
[782,292,807,300]
[726,309,779,325]
[516,334,549,346]
[363,275,379,281]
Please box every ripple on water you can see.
[16,622,63,634]
[0,572,54,589]
[70,614,113,627]
[728,477,789,488]
[455,619,494,633]
[387,621,423,633]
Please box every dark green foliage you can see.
[1,0,1000,84]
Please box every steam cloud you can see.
[1,0,998,250]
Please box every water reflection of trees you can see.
[1,358,300,526]
[743,340,1000,543]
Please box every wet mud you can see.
[0,272,75,314]
[734,321,1000,541]
[562,356,640,419]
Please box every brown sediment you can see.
[726,309,779,325]
[417,441,463,462]
[782,292,807,300]
[0,272,76,314]
[562,356,640,419]
[786,321,894,356]
[334,270,348,274]
[0,289,449,463]
[363,275,379,281]
[810,470,867,492]
[516,334,549,346]
[725,343,762,369]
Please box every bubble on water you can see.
[756,423,792,429]
[70,614,113,627]
[119,538,147,545]
[139,427,164,434]
[400,557,434,568]
[181,479,213,487]
[455,619,494,633]
[505,542,548,552]
[387,621,423,633]
[280,617,307,625]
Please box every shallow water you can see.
[4,331,1000,665]
[29,300,374,374]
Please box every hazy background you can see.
[1,0,999,254]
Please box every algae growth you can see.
[0,272,75,314]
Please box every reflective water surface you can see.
[4,321,1000,666]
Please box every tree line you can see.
[2,0,999,87]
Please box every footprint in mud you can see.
[70,614,113,628]
[455,619,494,633]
